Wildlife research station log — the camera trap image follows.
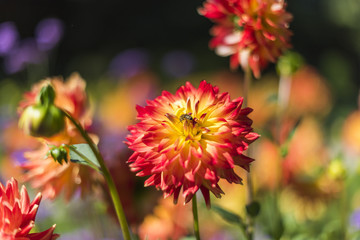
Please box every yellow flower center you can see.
[165,110,211,146]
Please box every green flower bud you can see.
[19,104,65,138]
[38,84,56,106]
[246,201,261,217]
[48,145,68,165]
[276,51,304,77]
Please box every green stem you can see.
[192,194,201,240]
[62,110,132,240]
[243,67,254,240]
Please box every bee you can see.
[179,113,193,123]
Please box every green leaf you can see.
[280,144,289,158]
[258,194,284,240]
[287,117,302,141]
[179,237,197,240]
[266,93,278,103]
[212,204,245,227]
[280,117,302,158]
[69,144,101,171]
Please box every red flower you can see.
[126,81,259,206]
[199,0,292,78]
[0,178,59,240]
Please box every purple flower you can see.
[99,132,127,164]
[350,208,360,230]
[10,150,28,165]
[0,22,19,56]
[60,229,119,240]
[35,18,64,51]
[209,231,236,240]
[108,49,149,79]
[161,50,195,78]
[4,38,45,73]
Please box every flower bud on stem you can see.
[19,84,65,138]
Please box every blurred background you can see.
[0,0,360,239]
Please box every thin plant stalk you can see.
[276,74,292,144]
[192,194,201,240]
[62,110,132,240]
[243,66,254,240]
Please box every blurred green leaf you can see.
[212,204,245,228]
[280,117,302,158]
[287,117,302,141]
[280,144,289,158]
[266,93,278,103]
[258,194,284,240]
[180,237,197,240]
[69,144,100,171]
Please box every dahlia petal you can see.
[172,187,182,204]
[200,186,211,208]
[17,220,35,236]
[185,170,195,182]
[190,145,203,159]
[222,152,235,168]
[245,132,261,142]
[165,113,178,124]
[20,185,30,213]
[144,174,157,187]
[27,224,59,240]
[222,169,242,184]
[234,154,254,171]
[207,183,224,198]
[204,168,217,182]
[135,105,148,118]
[12,201,23,229]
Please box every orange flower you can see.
[288,66,332,117]
[138,196,191,240]
[19,72,91,127]
[253,117,328,190]
[342,110,360,155]
[126,80,259,206]
[199,0,292,78]
[21,133,97,201]
[0,178,59,240]
[17,73,99,200]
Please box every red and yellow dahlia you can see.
[199,0,292,78]
[126,80,259,206]
[17,73,99,200]
[0,178,59,240]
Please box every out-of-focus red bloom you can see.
[21,132,97,201]
[0,178,59,240]
[288,66,332,117]
[1,122,40,181]
[252,116,343,221]
[17,73,99,200]
[126,80,259,206]
[342,110,360,155]
[199,0,292,78]
[19,72,91,128]
[211,70,278,128]
[138,196,191,240]
[253,117,328,190]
